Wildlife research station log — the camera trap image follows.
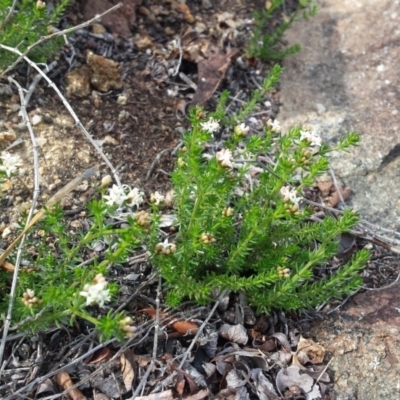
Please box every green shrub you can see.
[154,66,369,313]
[246,0,318,61]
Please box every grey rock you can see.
[279,0,400,398]
[279,0,400,231]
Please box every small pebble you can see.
[31,114,42,126]
[43,114,53,124]
[2,227,11,239]
[16,122,27,131]
[117,95,128,105]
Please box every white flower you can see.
[150,191,165,205]
[216,148,233,168]
[80,274,111,308]
[299,129,322,147]
[200,117,220,134]
[22,289,42,307]
[36,0,46,9]
[0,151,21,177]
[103,184,127,207]
[126,187,145,208]
[234,123,250,137]
[280,185,302,205]
[155,238,176,255]
[103,185,144,208]
[267,119,281,133]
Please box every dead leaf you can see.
[296,336,325,364]
[55,371,86,400]
[174,367,198,396]
[139,308,198,335]
[252,338,277,352]
[182,389,210,400]
[191,48,238,106]
[270,332,292,353]
[36,378,56,397]
[84,347,111,364]
[219,324,248,345]
[250,368,279,399]
[316,181,333,197]
[135,390,173,400]
[214,388,238,400]
[226,368,246,389]
[175,370,185,395]
[276,365,314,394]
[328,186,351,207]
[1,261,14,272]
[181,30,238,106]
[203,362,217,377]
[93,393,110,400]
[174,3,195,23]
[170,319,198,334]
[120,350,136,391]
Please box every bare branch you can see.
[0,45,121,185]
[0,2,123,78]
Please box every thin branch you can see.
[146,149,170,180]
[0,3,123,78]
[0,44,121,186]
[3,339,117,400]
[130,276,163,399]
[178,300,219,369]
[0,76,41,375]
[24,60,58,106]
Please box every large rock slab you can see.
[311,285,400,399]
[279,0,400,230]
[279,1,400,398]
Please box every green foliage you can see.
[246,0,318,61]
[0,0,70,72]
[3,202,144,340]
[152,74,368,313]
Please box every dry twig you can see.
[0,77,42,375]
[0,44,121,185]
[0,3,123,78]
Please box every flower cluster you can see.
[80,274,111,308]
[103,184,144,208]
[234,123,250,137]
[36,0,46,10]
[280,185,302,214]
[135,210,151,228]
[216,149,233,168]
[267,118,281,133]
[222,207,234,217]
[155,239,177,255]
[119,316,137,338]
[199,232,216,244]
[0,151,21,177]
[300,129,321,147]
[22,289,42,307]
[150,191,164,205]
[278,267,291,278]
[200,117,220,134]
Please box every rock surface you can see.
[279,0,400,231]
[279,1,400,398]
[311,285,400,400]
